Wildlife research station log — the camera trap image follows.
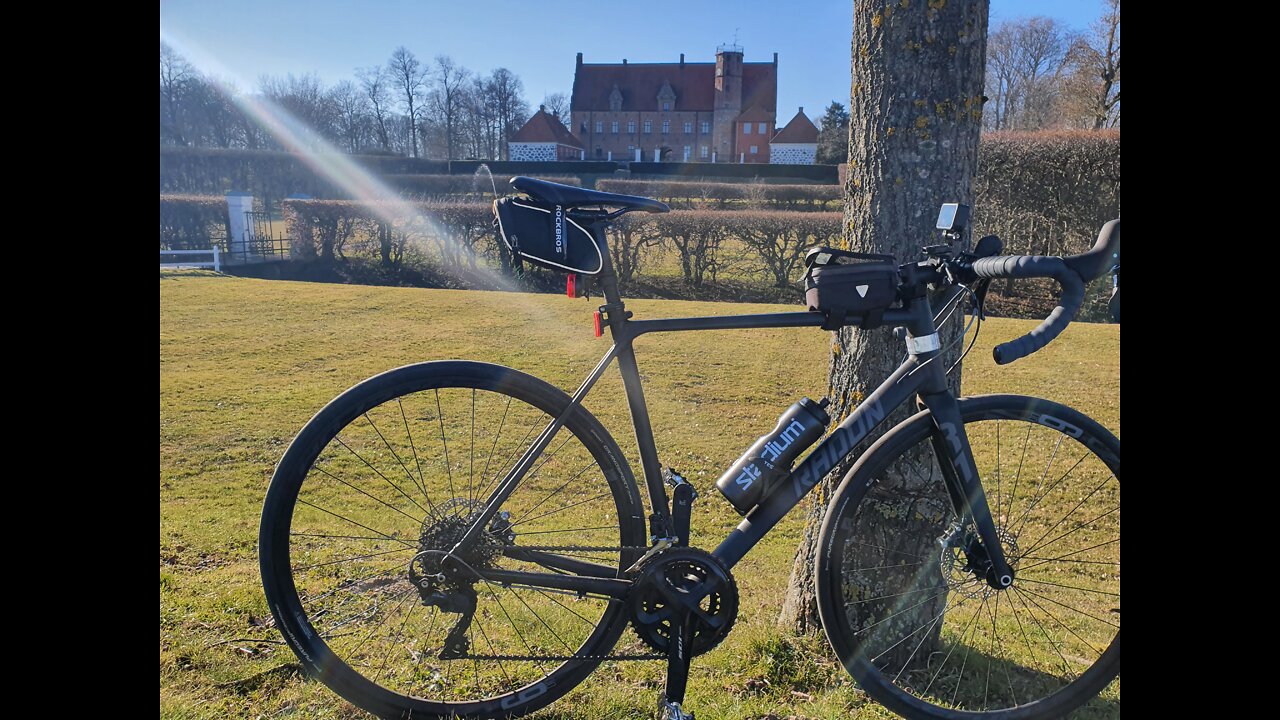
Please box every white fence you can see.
[160,247,221,272]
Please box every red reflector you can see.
[593,311,603,337]
[566,274,577,298]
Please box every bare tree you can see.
[489,69,530,160]
[984,17,1072,130]
[541,92,571,126]
[430,55,470,161]
[358,66,394,151]
[259,73,337,148]
[387,46,427,157]
[1064,0,1120,128]
[160,42,195,146]
[330,80,370,152]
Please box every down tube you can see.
[712,355,926,569]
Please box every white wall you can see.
[769,143,818,165]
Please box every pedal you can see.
[660,699,695,720]
[663,467,687,488]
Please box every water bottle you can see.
[716,397,830,515]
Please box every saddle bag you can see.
[492,197,604,275]
[802,247,899,330]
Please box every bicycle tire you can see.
[816,394,1120,719]
[260,361,647,719]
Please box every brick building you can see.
[569,45,778,163]
[508,106,586,161]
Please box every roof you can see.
[736,104,773,122]
[510,108,585,148]
[571,61,776,114]
[771,108,819,143]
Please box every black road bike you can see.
[260,178,1120,720]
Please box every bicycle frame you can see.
[448,223,1013,594]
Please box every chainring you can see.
[626,547,738,656]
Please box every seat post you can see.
[590,222,625,312]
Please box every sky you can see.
[160,1,1106,123]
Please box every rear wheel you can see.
[817,395,1119,719]
[260,361,647,718]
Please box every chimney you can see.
[623,58,628,65]
[799,106,804,114]
[773,52,779,65]
[680,53,685,67]
[576,52,583,67]
[540,104,546,113]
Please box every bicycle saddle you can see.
[510,176,670,214]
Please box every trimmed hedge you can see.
[160,147,450,199]
[596,179,841,210]
[160,194,228,250]
[629,161,839,183]
[387,174,582,197]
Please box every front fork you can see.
[919,390,1014,589]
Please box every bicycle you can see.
[259,177,1120,720]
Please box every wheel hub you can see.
[939,524,1019,598]
[626,547,738,656]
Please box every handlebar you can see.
[963,219,1120,365]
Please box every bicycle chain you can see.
[460,545,660,661]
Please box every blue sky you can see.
[160,1,1105,121]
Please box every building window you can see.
[596,147,603,157]
[701,121,710,134]
[683,145,691,160]
[700,145,709,159]
[662,102,670,111]
[683,122,693,134]
[628,144,634,151]
[662,120,670,134]
[628,121,636,133]
[759,122,768,134]
[750,145,759,154]
[595,121,603,134]
[743,123,751,135]
[611,121,619,133]
[644,120,652,133]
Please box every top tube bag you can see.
[492,197,604,275]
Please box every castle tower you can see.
[711,44,744,161]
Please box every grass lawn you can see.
[160,274,1119,719]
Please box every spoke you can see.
[472,612,515,689]
[333,436,432,518]
[295,498,418,549]
[478,407,543,498]
[292,531,408,543]
[846,539,930,561]
[435,389,456,500]
[372,591,418,682]
[512,490,614,530]
[888,592,966,681]
[1010,588,1075,680]
[1016,585,1120,627]
[511,587,576,654]
[364,412,431,513]
[1020,505,1120,560]
[532,587,600,627]
[517,525,619,536]
[398,398,435,512]
[852,559,930,573]
[846,583,946,608]
[481,583,551,671]
[469,389,476,505]
[1014,587,1103,657]
[513,460,600,524]
[1004,423,1033,525]
[313,465,424,526]
[853,589,950,637]
[994,420,1002,525]
[1018,538,1120,571]
[477,396,513,498]
[1020,474,1115,557]
[298,561,405,607]
[1007,585,1044,683]
[921,592,985,697]
[949,594,991,707]
[1008,450,1090,535]
[293,546,416,572]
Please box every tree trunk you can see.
[780,0,989,634]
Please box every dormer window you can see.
[608,85,623,112]
[657,80,676,112]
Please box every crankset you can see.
[626,547,738,657]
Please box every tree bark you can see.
[780,0,989,634]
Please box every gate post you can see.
[225,192,255,260]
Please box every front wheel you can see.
[260,361,647,719]
[816,395,1119,719]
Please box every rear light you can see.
[566,274,578,298]
[593,311,603,337]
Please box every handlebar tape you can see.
[971,255,1085,365]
